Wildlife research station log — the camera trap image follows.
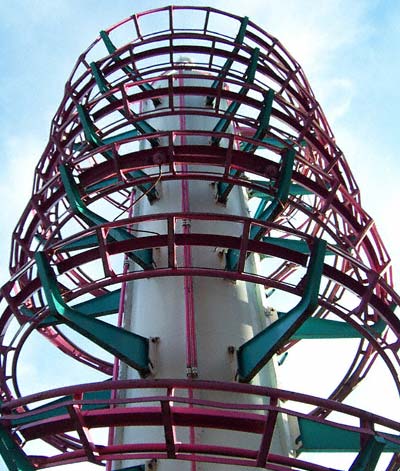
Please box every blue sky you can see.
[1,1,399,470]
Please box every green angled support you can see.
[237,238,326,383]
[206,16,249,105]
[21,289,121,327]
[211,48,260,145]
[59,233,102,252]
[76,104,158,201]
[99,31,159,104]
[10,388,111,427]
[0,424,35,470]
[59,164,153,269]
[249,181,312,199]
[76,104,157,200]
[241,89,275,153]
[259,237,336,259]
[73,289,121,316]
[87,176,120,193]
[35,252,151,376]
[288,316,385,340]
[225,148,295,271]
[252,148,295,236]
[298,418,400,454]
[217,89,275,202]
[262,237,310,254]
[102,129,140,145]
[349,436,386,471]
[240,136,307,151]
[89,63,160,146]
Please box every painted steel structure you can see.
[0,5,399,471]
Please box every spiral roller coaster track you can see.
[0,6,399,471]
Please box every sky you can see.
[0,1,399,470]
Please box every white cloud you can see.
[215,0,374,73]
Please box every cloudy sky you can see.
[1,1,399,470]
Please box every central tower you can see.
[116,60,292,470]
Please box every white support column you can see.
[114,67,293,471]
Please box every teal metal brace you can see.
[35,252,151,376]
[89,63,160,147]
[298,418,400,453]
[248,180,312,199]
[21,289,121,327]
[77,104,158,201]
[59,233,102,252]
[59,164,153,269]
[9,388,111,427]
[349,436,386,471]
[252,148,295,237]
[211,48,260,145]
[241,89,276,153]
[0,424,35,470]
[226,148,295,271]
[241,136,307,151]
[206,16,249,105]
[258,237,337,261]
[237,238,326,383]
[99,30,160,105]
[217,89,275,202]
[288,316,386,340]
[262,237,312,255]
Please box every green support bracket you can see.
[21,289,121,327]
[59,233,102,252]
[237,238,326,383]
[241,89,275,153]
[86,176,120,193]
[298,418,400,453]
[259,237,336,259]
[206,16,249,105]
[217,89,275,202]
[35,252,151,376]
[262,237,311,255]
[240,136,307,151]
[0,424,35,470]
[99,30,160,106]
[349,436,386,471]
[59,164,153,269]
[249,181,312,199]
[288,316,386,340]
[251,147,295,237]
[102,129,140,145]
[225,148,295,271]
[211,48,260,145]
[89,63,160,146]
[76,104,158,201]
[73,289,120,317]
[10,388,112,427]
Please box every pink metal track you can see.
[0,5,399,470]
